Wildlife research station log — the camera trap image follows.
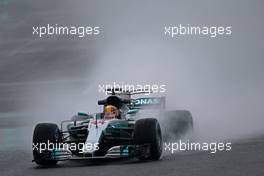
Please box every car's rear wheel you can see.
[163,110,193,140]
[33,123,61,166]
[134,118,162,160]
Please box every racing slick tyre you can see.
[164,110,193,139]
[134,118,162,160]
[33,123,61,166]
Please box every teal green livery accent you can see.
[120,145,129,156]
[105,121,129,134]
[78,112,89,116]
[127,108,139,114]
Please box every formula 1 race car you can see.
[32,89,193,166]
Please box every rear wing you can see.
[131,97,166,109]
[102,88,166,109]
[105,88,154,99]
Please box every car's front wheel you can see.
[134,118,162,160]
[32,123,61,166]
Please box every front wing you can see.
[33,144,151,162]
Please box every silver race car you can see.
[32,89,193,166]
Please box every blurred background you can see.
[0,0,264,151]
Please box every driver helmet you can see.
[103,105,120,119]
